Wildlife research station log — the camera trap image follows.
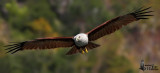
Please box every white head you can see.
[73,33,88,47]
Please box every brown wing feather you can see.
[87,7,153,41]
[5,37,74,54]
[65,45,79,55]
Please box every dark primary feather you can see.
[130,7,153,20]
[5,37,74,54]
[87,7,153,41]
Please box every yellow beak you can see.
[76,38,79,41]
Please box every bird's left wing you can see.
[87,7,153,41]
[5,37,74,54]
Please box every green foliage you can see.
[5,1,29,29]
[26,0,56,21]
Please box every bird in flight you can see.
[5,7,153,55]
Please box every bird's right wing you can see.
[87,7,153,41]
[5,37,74,54]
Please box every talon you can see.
[85,48,88,53]
[81,50,85,54]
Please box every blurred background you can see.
[0,0,159,73]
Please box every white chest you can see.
[73,33,88,47]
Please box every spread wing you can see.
[87,7,153,41]
[5,37,74,54]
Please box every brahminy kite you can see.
[5,7,153,55]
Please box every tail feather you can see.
[66,42,100,55]
[66,45,79,55]
[86,42,100,50]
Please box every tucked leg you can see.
[85,47,88,53]
[81,49,85,54]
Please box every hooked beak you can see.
[76,38,79,41]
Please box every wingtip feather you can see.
[4,42,25,54]
[130,7,153,20]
